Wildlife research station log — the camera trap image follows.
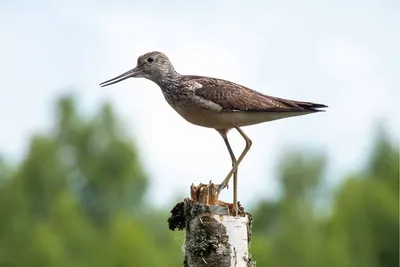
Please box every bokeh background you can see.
[1,1,399,266]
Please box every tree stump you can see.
[168,182,255,267]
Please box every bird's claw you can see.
[216,183,229,195]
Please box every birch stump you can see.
[168,182,255,267]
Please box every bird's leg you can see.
[218,126,253,215]
[217,129,238,214]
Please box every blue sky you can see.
[1,0,399,208]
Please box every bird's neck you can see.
[152,70,181,90]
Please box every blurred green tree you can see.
[327,127,399,267]
[54,96,148,225]
[0,94,183,267]
[252,151,326,267]
[251,127,398,267]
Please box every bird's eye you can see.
[147,57,154,63]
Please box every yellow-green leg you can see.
[217,126,253,215]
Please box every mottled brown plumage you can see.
[100,51,328,215]
[183,75,327,112]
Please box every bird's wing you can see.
[188,76,327,112]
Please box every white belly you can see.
[173,105,312,130]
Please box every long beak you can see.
[99,68,138,87]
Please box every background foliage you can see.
[0,95,398,267]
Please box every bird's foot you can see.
[232,202,239,216]
[216,182,229,195]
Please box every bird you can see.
[100,51,328,215]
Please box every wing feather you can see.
[185,76,327,112]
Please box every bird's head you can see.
[100,51,177,87]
